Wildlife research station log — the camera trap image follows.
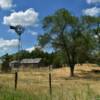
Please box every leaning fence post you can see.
[49,65,52,98]
[15,71,18,90]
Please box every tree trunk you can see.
[70,65,75,77]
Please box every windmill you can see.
[10,25,25,52]
[10,25,25,90]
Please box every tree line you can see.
[0,48,67,72]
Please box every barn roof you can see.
[10,60,19,64]
[21,58,42,64]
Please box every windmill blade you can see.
[10,25,25,36]
[10,26,16,29]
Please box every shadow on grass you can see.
[63,70,100,81]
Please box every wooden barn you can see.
[10,58,42,69]
[9,60,20,69]
[21,58,42,68]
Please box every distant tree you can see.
[31,48,54,66]
[30,48,44,58]
[11,50,31,61]
[1,54,11,72]
[17,50,30,60]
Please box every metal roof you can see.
[21,58,42,64]
[10,60,19,64]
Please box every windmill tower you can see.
[10,25,25,90]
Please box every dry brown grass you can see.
[0,64,100,99]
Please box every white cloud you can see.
[26,46,42,52]
[31,32,38,36]
[3,8,39,27]
[83,7,100,16]
[94,35,98,38]
[27,30,38,36]
[86,0,100,4]
[0,0,13,9]
[0,38,18,51]
[26,47,35,52]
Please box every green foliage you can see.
[38,8,97,76]
[13,50,31,60]
[52,51,66,68]
[1,54,11,72]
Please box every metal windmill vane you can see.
[10,25,25,49]
[10,25,25,36]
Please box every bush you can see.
[1,54,11,72]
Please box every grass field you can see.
[0,64,100,100]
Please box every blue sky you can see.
[0,0,100,56]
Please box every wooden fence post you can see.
[49,65,52,99]
[15,71,18,90]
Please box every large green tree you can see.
[38,8,95,77]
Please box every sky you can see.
[0,0,100,56]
